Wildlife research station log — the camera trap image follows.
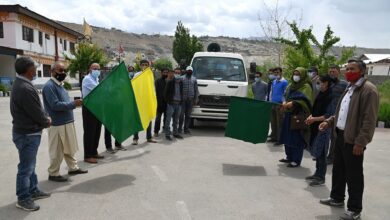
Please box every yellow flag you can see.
[131,67,157,130]
[83,18,93,38]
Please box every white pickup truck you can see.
[190,51,248,125]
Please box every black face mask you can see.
[186,71,192,77]
[162,75,168,79]
[55,73,67,82]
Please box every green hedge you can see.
[63,81,72,90]
[378,80,390,126]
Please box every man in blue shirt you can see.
[42,62,87,182]
[82,63,104,163]
[269,67,288,145]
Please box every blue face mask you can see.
[128,72,134,78]
[255,77,260,82]
[268,74,276,80]
[91,70,100,79]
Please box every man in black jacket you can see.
[10,56,52,211]
[153,68,168,137]
[164,69,183,140]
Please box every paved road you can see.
[0,90,389,220]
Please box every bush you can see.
[0,84,6,93]
[378,80,390,126]
[63,81,72,90]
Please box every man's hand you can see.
[47,117,52,128]
[305,115,315,125]
[353,144,364,156]
[318,121,329,132]
[74,99,83,107]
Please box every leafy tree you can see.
[153,58,173,71]
[275,22,354,74]
[172,21,203,66]
[64,42,108,78]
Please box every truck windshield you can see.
[192,57,246,82]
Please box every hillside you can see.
[58,21,390,67]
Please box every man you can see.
[178,66,199,134]
[131,60,157,145]
[42,62,88,182]
[269,67,288,145]
[326,64,348,164]
[174,67,182,76]
[154,68,168,137]
[252,71,268,101]
[82,63,104,163]
[128,65,135,78]
[10,56,51,211]
[309,66,320,99]
[319,59,379,220]
[164,69,183,140]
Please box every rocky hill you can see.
[58,21,390,67]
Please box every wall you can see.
[367,75,390,85]
[0,54,16,77]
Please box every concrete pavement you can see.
[0,90,389,220]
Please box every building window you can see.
[43,65,51,77]
[60,38,62,44]
[39,31,43,45]
[64,39,67,51]
[70,42,75,53]
[37,70,42,77]
[45,33,50,40]
[0,22,3,38]
[22,26,34,42]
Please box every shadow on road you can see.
[222,163,267,176]
[277,163,312,179]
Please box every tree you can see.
[153,58,173,71]
[64,41,108,78]
[258,0,302,66]
[172,21,203,67]
[276,22,355,74]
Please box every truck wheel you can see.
[189,118,195,128]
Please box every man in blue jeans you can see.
[164,69,183,140]
[10,57,52,211]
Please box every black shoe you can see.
[267,138,277,143]
[339,210,361,220]
[68,168,88,175]
[319,198,344,207]
[327,158,333,165]
[106,148,117,154]
[173,134,183,139]
[48,175,68,182]
[184,130,191,134]
[166,136,172,141]
[287,162,300,168]
[309,179,325,187]
[31,190,51,201]
[177,130,183,134]
[279,158,291,163]
[16,199,40,211]
[273,142,282,146]
[115,146,127,151]
[305,175,320,181]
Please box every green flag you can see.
[83,62,143,143]
[225,96,277,144]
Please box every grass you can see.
[378,80,390,126]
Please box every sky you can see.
[2,0,390,48]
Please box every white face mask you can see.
[315,84,321,90]
[293,75,300,82]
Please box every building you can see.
[358,54,390,76]
[0,4,83,86]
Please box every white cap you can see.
[186,66,193,71]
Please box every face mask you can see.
[174,74,181,79]
[255,77,260,82]
[32,75,38,81]
[187,71,192,77]
[345,71,361,82]
[268,74,276,80]
[315,84,321,91]
[55,73,66,82]
[128,72,134,78]
[91,70,100,79]
[276,75,281,80]
[293,75,300,82]
[162,75,167,79]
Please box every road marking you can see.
[151,165,168,182]
[176,201,192,220]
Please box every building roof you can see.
[0,4,83,38]
[359,54,390,63]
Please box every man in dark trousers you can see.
[154,68,168,137]
[82,63,104,164]
[319,59,379,220]
[10,56,51,211]
[326,64,348,164]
